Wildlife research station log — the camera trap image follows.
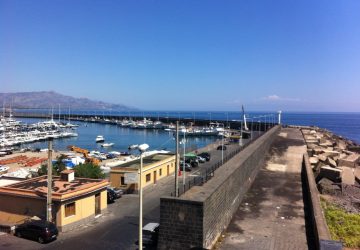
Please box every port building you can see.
[109,153,175,193]
[0,170,108,232]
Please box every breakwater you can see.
[158,125,280,249]
[13,112,274,131]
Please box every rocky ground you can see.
[300,126,360,213]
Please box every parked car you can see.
[142,222,160,247]
[198,152,210,161]
[107,187,123,199]
[217,145,227,150]
[179,162,192,172]
[107,189,116,203]
[196,156,206,163]
[184,158,199,168]
[15,220,58,243]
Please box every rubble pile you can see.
[302,127,360,212]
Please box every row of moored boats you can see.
[0,116,78,149]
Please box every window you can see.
[159,168,162,176]
[146,174,151,182]
[121,176,125,185]
[65,202,76,217]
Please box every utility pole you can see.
[47,138,53,222]
[175,121,179,197]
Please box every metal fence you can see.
[170,127,274,197]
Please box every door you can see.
[95,193,101,215]
[167,165,169,176]
[153,171,157,184]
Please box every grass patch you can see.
[321,198,360,248]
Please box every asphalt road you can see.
[0,137,254,250]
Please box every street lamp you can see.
[179,127,188,190]
[136,143,149,250]
[239,120,243,146]
[211,122,225,164]
[219,123,224,165]
[181,130,186,189]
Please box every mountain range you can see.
[0,91,136,111]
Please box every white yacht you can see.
[96,135,105,143]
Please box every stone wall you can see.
[158,125,280,250]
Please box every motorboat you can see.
[101,143,114,147]
[128,144,138,150]
[96,135,105,143]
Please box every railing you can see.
[170,128,272,197]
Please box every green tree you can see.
[74,163,105,179]
[37,155,67,176]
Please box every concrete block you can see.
[309,157,319,165]
[339,153,348,159]
[305,135,317,140]
[326,157,337,168]
[318,166,342,183]
[307,143,319,150]
[338,167,355,185]
[319,140,334,147]
[322,150,340,158]
[318,154,328,163]
[336,140,347,150]
[314,147,325,155]
[338,154,360,168]
[302,129,311,135]
[307,139,320,144]
[355,167,360,183]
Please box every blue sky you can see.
[1,0,359,112]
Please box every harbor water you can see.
[17,118,219,153]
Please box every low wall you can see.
[158,125,280,249]
[302,154,342,250]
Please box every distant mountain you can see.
[0,91,137,111]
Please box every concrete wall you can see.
[0,194,47,219]
[158,126,280,249]
[302,154,341,250]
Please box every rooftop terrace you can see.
[0,176,108,201]
[112,153,174,170]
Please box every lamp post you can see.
[46,138,53,222]
[220,123,224,165]
[137,143,149,250]
[239,120,243,146]
[182,130,186,189]
[175,122,179,197]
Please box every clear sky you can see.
[1,0,359,112]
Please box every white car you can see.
[196,156,206,163]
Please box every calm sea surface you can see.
[17,112,360,150]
